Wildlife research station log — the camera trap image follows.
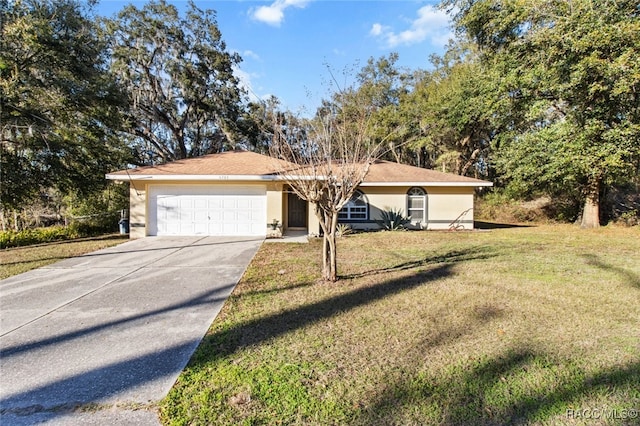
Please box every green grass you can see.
[151,225,635,424]
[0,234,128,279]
[160,224,640,425]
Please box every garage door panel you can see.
[209,211,223,221]
[236,199,251,209]
[193,198,208,209]
[193,222,208,235]
[192,208,205,218]
[208,199,223,209]
[150,186,266,236]
[209,222,223,235]
[163,222,180,235]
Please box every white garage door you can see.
[149,185,266,236]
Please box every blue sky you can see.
[97,1,455,113]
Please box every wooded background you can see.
[1,0,638,231]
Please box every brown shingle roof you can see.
[364,160,488,184]
[107,151,287,176]
[107,151,491,186]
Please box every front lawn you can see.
[0,234,128,279]
[161,225,640,425]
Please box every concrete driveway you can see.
[0,236,263,425]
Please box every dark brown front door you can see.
[287,192,307,228]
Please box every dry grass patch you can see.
[161,225,640,425]
[0,234,128,279]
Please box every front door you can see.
[287,192,307,228]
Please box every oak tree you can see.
[446,0,640,227]
[105,0,245,163]
[408,45,498,178]
[1,0,128,215]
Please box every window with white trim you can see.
[339,190,368,221]
[407,187,426,223]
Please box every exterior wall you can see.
[345,185,476,231]
[308,202,320,236]
[125,179,476,239]
[356,187,406,230]
[266,182,284,229]
[425,187,475,230]
[129,182,147,239]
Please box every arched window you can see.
[407,187,426,223]
[339,190,368,221]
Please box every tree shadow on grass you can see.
[234,280,318,298]
[341,247,497,280]
[190,247,496,366]
[474,221,534,229]
[583,254,640,289]
[356,347,640,425]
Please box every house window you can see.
[339,190,368,221]
[407,187,426,223]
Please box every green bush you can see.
[617,209,639,227]
[68,212,120,236]
[0,218,123,249]
[0,226,81,249]
[64,182,128,235]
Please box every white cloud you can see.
[369,23,385,36]
[250,0,310,27]
[431,30,455,49]
[371,5,452,48]
[242,50,261,61]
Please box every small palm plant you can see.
[376,208,411,231]
[336,223,353,237]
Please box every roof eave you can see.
[359,181,493,187]
[105,174,282,181]
[106,174,493,187]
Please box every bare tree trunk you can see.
[328,212,339,281]
[321,212,329,280]
[320,210,339,282]
[389,142,401,163]
[460,148,481,176]
[581,178,600,229]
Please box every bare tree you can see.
[269,89,395,282]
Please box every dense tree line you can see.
[1,0,638,230]
[322,0,640,228]
[445,0,640,228]
[0,0,257,229]
[1,0,129,227]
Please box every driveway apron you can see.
[0,236,262,425]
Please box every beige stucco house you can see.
[106,150,492,239]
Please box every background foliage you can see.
[1,0,638,234]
